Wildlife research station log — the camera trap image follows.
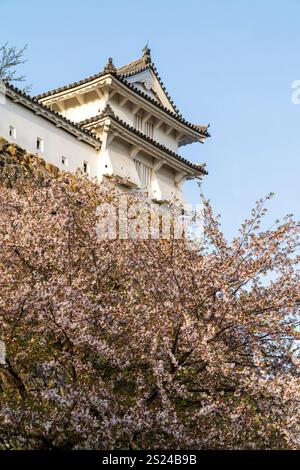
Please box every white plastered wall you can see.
[58,92,104,123]
[0,96,99,177]
[152,165,185,206]
[99,137,141,187]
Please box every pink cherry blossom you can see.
[0,166,299,449]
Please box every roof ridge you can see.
[99,103,115,119]
[35,51,150,100]
[117,57,149,75]
[117,46,152,75]
[34,70,105,100]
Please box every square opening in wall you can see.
[9,126,16,139]
[61,156,68,168]
[83,161,90,175]
[37,137,44,152]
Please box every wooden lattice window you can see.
[145,121,154,139]
[134,159,152,188]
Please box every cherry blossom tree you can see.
[0,164,299,450]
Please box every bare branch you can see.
[0,43,31,92]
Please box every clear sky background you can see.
[1,0,299,239]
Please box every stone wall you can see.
[0,137,60,186]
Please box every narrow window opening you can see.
[37,137,44,152]
[83,161,90,175]
[9,126,16,139]
[61,156,68,168]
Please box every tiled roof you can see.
[5,82,102,148]
[35,71,105,100]
[116,72,210,138]
[117,54,151,76]
[34,53,211,139]
[79,104,207,175]
[117,47,180,115]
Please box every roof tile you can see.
[80,106,207,175]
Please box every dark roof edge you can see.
[4,82,102,148]
[113,72,211,138]
[80,106,207,175]
[34,71,104,100]
[34,71,211,139]
[119,62,180,115]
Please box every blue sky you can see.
[1,0,299,238]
